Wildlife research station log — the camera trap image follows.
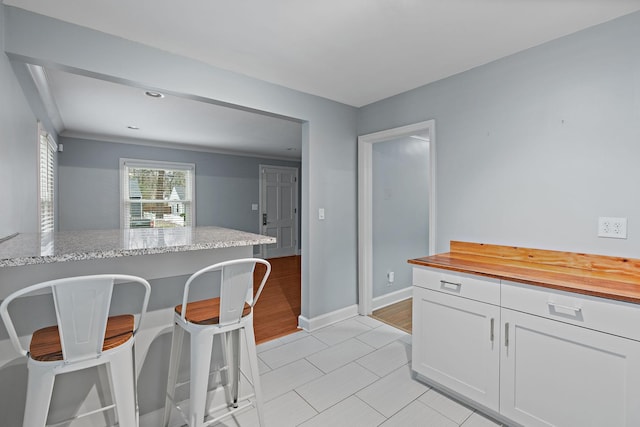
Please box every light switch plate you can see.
[318,208,325,220]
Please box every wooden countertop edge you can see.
[408,254,640,305]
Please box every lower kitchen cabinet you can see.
[412,286,500,412]
[500,307,640,427]
[412,266,640,427]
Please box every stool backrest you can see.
[182,258,271,326]
[0,274,151,363]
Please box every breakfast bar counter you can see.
[0,227,276,424]
[0,226,275,298]
[0,226,275,267]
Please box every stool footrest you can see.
[173,365,229,390]
[46,403,117,427]
[170,393,258,427]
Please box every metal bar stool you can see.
[0,274,151,427]
[163,258,271,427]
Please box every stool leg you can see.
[97,364,117,427]
[23,363,55,427]
[242,324,265,427]
[109,348,138,427]
[218,333,234,408]
[230,329,240,408]
[163,324,185,427]
[189,330,214,427]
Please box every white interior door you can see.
[260,165,298,258]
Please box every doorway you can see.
[259,165,299,259]
[358,120,436,317]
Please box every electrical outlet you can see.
[598,217,627,239]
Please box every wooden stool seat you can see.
[175,298,251,325]
[30,314,134,362]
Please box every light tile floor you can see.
[212,315,505,427]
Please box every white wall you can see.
[359,11,640,258]
[372,136,429,297]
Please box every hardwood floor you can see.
[371,298,412,333]
[253,255,301,344]
[252,258,412,343]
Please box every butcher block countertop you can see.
[409,241,640,305]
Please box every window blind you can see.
[38,123,57,234]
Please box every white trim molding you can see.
[358,120,436,315]
[372,287,413,311]
[298,304,359,332]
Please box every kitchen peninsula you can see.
[410,241,640,427]
[0,226,275,298]
[0,227,276,424]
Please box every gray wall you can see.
[58,136,301,235]
[0,5,39,236]
[372,137,429,298]
[3,5,359,320]
[359,11,640,258]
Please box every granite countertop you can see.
[0,227,276,267]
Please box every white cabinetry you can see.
[412,267,640,427]
[412,268,500,411]
[500,282,640,427]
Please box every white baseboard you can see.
[372,286,412,311]
[298,304,359,332]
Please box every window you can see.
[120,159,195,229]
[38,122,57,234]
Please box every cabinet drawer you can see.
[502,280,640,342]
[413,267,500,305]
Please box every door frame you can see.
[357,120,436,315]
[258,164,300,258]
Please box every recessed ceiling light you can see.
[127,125,140,130]
[145,91,165,98]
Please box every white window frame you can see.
[38,121,57,234]
[119,158,196,229]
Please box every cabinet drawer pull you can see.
[440,280,462,292]
[490,318,495,343]
[548,301,582,314]
[504,322,509,348]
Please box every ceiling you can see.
[6,0,640,158]
[36,67,304,160]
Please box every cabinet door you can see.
[412,287,500,411]
[500,308,640,427]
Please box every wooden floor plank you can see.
[252,257,411,342]
[371,298,412,333]
[253,255,301,344]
